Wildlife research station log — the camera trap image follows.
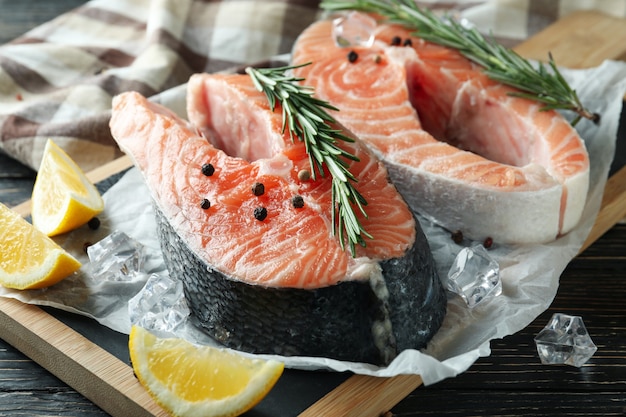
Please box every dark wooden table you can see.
[1,2,626,416]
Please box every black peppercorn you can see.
[347,50,358,63]
[292,195,305,209]
[451,230,463,244]
[201,163,215,176]
[200,198,211,209]
[251,182,265,196]
[87,217,100,230]
[390,36,402,46]
[403,38,413,47]
[254,206,268,221]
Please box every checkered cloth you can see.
[0,0,322,171]
[1,0,624,171]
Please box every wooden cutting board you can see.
[3,10,626,417]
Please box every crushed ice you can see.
[86,230,189,334]
[534,313,597,367]
[447,244,502,308]
[128,273,190,334]
[87,230,145,281]
[332,11,376,48]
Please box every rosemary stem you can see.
[245,65,370,254]
[321,0,598,125]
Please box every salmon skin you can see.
[109,73,446,365]
[291,15,590,245]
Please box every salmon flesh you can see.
[291,16,590,244]
[109,74,446,365]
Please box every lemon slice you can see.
[0,202,81,289]
[129,326,284,417]
[31,139,104,236]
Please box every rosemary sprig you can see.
[245,64,372,254]
[321,0,598,125]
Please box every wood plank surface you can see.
[514,10,626,68]
[582,165,626,251]
[393,223,626,416]
[0,298,169,417]
[0,0,87,43]
[1,8,626,417]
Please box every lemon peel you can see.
[31,139,104,236]
[0,202,81,289]
[129,325,284,417]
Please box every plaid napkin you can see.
[0,0,322,171]
[1,0,624,171]
[434,0,626,47]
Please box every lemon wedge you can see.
[129,326,284,417]
[31,139,104,236]
[0,202,81,289]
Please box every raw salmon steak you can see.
[109,73,446,365]
[291,15,590,244]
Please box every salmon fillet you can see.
[109,74,446,364]
[291,17,590,244]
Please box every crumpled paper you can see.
[2,60,626,386]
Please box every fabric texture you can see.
[0,0,322,171]
[1,0,625,171]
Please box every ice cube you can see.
[534,313,597,367]
[332,11,376,48]
[447,244,501,308]
[128,273,190,333]
[87,230,145,281]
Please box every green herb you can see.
[321,0,598,125]
[246,64,372,254]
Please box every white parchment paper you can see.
[2,60,626,386]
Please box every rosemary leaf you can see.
[246,64,371,254]
[321,0,598,125]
